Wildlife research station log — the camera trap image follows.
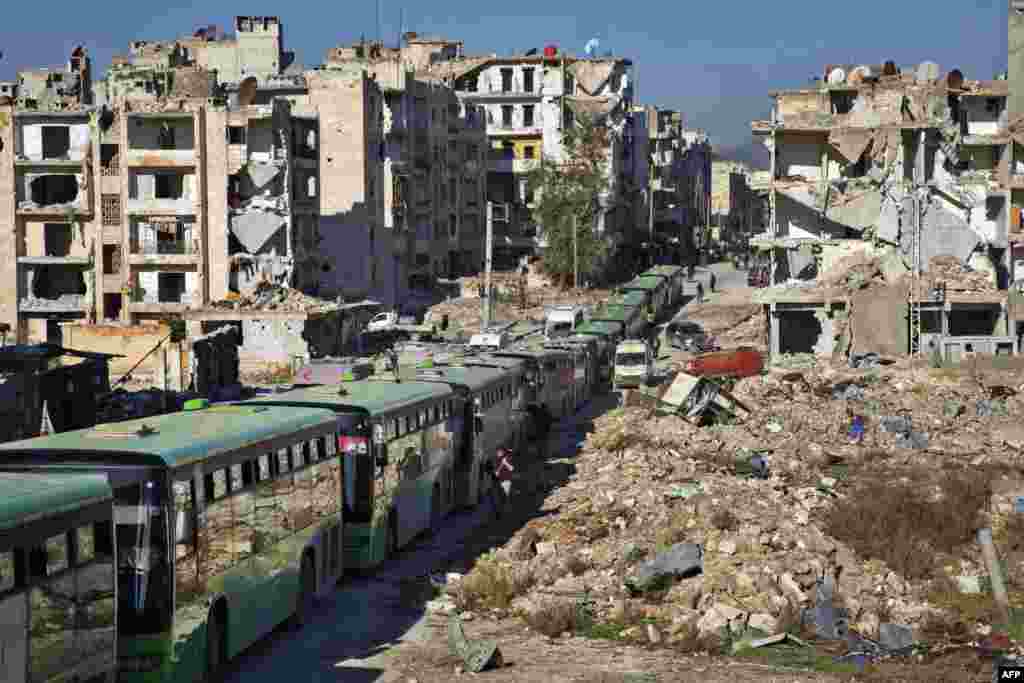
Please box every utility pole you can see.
[483,201,494,331]
[573,213,579,290]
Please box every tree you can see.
[528,116,612,288]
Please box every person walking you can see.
[488,448,515,518]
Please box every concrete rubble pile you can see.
[210,282,339,314]
[435,355,1024,657]
[427,280,613,336]
[680,301,766,351]
[925,255,997,293]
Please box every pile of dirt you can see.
[927,255,997,293]
[210,283,339,313]
[439,356,1024,663]
[427,288,614,337]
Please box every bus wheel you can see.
[205,610,226,681]
[292,553,315,629]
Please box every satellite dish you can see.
[584,38,600,56]
[238,77,258,106]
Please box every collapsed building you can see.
[750,61,1020,360]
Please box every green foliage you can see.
[527,117,611,287]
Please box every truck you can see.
[684,347,764,379]
[618,276,670,320]
[544,304,587,340]
[468,331,510,351]
[642,265,685,309]
[613,339,654,391]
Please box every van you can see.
[545,305,586,339]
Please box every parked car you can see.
[667,319,712,352]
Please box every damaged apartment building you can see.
[750,61,1019,360]
[0,52,322,345]
[320,35,489,305]
[421,41,651,272]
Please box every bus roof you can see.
[590,304,638,322]
[612,291,648,307]
[0,405,339,468]
[620,276,664,292]
[576,320,623,337]
[0,472,111,532]
[246,379,454,416]
[642,265,683,279]
[413,364,515,391]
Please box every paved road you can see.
[223,392,620,683]
[222,268,745,683]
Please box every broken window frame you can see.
[227,126,246,145]
[523,104,535,128]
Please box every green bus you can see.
[619,276,670,318]
[590,303,646,339]
[244,377,459,571]
[0,404,344,683]
[412,361,527,503]
[0,473,116,683]
[641,265,685,308]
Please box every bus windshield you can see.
[116,480,172,636]
[616,353,647,366]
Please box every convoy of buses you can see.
[0,265,698,683]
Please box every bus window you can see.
[211,470,228,500]
[277,448,292,474]
[230,464,244,492]
[257,454,271,481]
[172,481,199,604]
[0,550,14,592]
[293,467,315,531]
[31,536,74,681]
[76,525,95,565]
[300,441,312,467]
[45,534,69,575]
[115,481,172,636]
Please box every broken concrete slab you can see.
[900,199,981,267]
[230,211,286,254]
[243,161,282,192]
[826,189,883,232]
[876,197,902,244]
[625,542,703,594]
[849,285,908,358]
[878,623,916,652]
[828,129,873,164]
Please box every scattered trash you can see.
[943,400,965,418]
[625,543,703,595]
[848,415,865,443]
[879,415,928,449]
[832,383,865,401]
[877,623,915,652]
[735,453,770,479]
[447,615,503,673]
[976,399,1010,418]
[957,575,982,594]
[849,352,881,369]
[765,421,783,433]
[802,576,849,640]
[667,482,704,499]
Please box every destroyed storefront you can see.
[191,285,380,379]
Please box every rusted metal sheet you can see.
[684,347,764,379]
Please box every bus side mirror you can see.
[474,414,484,434]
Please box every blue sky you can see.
[0,0,1008,151]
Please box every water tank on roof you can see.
[947,68,964,90]
[827,67,847,85]
[544,45,558,57]
[916,61,940,83]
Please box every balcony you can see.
[18,261,91,314]
[488,157,539,174]
[489,123,543,137]
[125,149,197,168]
